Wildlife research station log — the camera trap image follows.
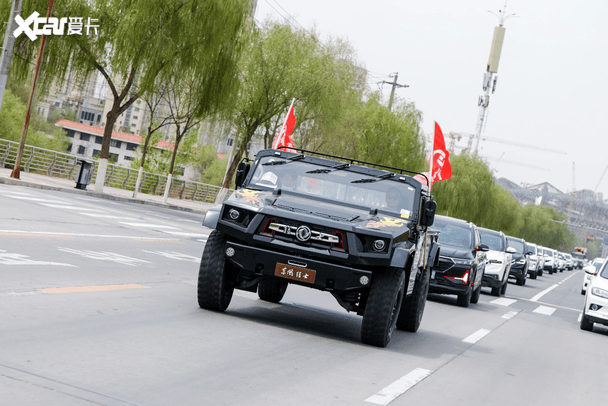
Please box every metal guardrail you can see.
[0,138,231,203]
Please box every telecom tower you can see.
[473,4,516,155]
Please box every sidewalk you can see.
[0,168,216,215]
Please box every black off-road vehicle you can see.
[198,148,439,347]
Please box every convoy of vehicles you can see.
[196,147,604,345]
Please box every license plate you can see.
[275,263,316,284]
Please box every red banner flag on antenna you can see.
[415,122,452,189]
[271,102,297,153]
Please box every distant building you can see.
[55,119,173,167]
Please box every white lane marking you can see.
[82,213,142,220]
[0,191,34,196]
[119,222,180,229]
[38,204,106,212]
[578,313,583,322]
[463,329,491,344]
[530,284,558,302]
[58,248,153,266]
[142,250,199,263]
[533,305,556,316]
[0,195,68,203]
[365,368,433,405]
[0,251,76,267]
[502,310,519,319]
[0,291,45,297]
[163,231,210,238]
[176,219,200,224]
[0,230,179,241]
[490,298,517,307]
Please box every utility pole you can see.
[381,72,409,111]
[473,2,516,155]
[0,0,23,112]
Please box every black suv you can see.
[506,236,530,286]
[429,215,488,307]
[197,148,440,347]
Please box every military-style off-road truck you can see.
[198,148,439,347]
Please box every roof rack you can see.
[276,147,429,184]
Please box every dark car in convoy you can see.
[506,236,530,285]
[198,148,440,347]
[429,215,488,307]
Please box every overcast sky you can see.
[254,0,608,198]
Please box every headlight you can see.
[516,259,526,265]
[591,287,608,299]
[489,259,503,264]
[453,258,474,266]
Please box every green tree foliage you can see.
[4,0,251,161]
[318,93,426,172]
[432,154,575,250]
[222,21,363,189]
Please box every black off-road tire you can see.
[258,278,288,303]
[470,284,482,304]
[516,275,525,286]
[457,287,472,307]
[361,268,406,347]
[580,313,593,331]
[491,284,501,297]
[530,272,537,280]
[197,230,234,311]
[397,266,430,333]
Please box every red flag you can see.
[271,101,297,153]
[428,121,452,189]
[413,122,452,189]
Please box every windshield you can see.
[479,231,504,251]
[572,253,585,259]
[507,238,525,254]
[248,156,418,216]
[433,219,472,249]
[600,261,608,279]
[528,245,537,255]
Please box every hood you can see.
[228,188,414,234]
[439,245,474,260]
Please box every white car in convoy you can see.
[526,243,541,278]
[479,227,514,296]
[581,258,605,295]
[581,259,608,331]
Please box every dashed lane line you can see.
[119,222,180,229]
[502,310,520,319]
[530,284,559,302]
[39,284,151,294]
[462,328,492,344]
[0,230,179,241]
[533,305,557,316]
[490,298,517,307]
[365,368,434,405]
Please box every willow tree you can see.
[218,21,363,197]
[6,0,251,192]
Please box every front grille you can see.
[258,216,346,252]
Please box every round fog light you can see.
[359,276,370,286]
[226,247,235,257]
[373,239,385,251]
[591,304,600,311]
[228,208,240,220]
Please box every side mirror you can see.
[477,244,490,252]
[420,198,436,227]
[234,161,251,189]
[584,267,597,276]
[506,247,517,254]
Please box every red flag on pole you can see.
[415,121,452,190]
[271,99,297,153]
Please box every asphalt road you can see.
[1,184,606,406]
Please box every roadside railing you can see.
[0,138,231,203]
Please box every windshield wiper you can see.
[306,162,350,174]
[262,154,305,166]
[351,172,395,184]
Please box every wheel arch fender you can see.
[202,205,222,229]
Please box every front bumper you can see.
[584,294,608,326]
[224,240,373,293]
[482,273,502,288]
[509,265,526,279]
